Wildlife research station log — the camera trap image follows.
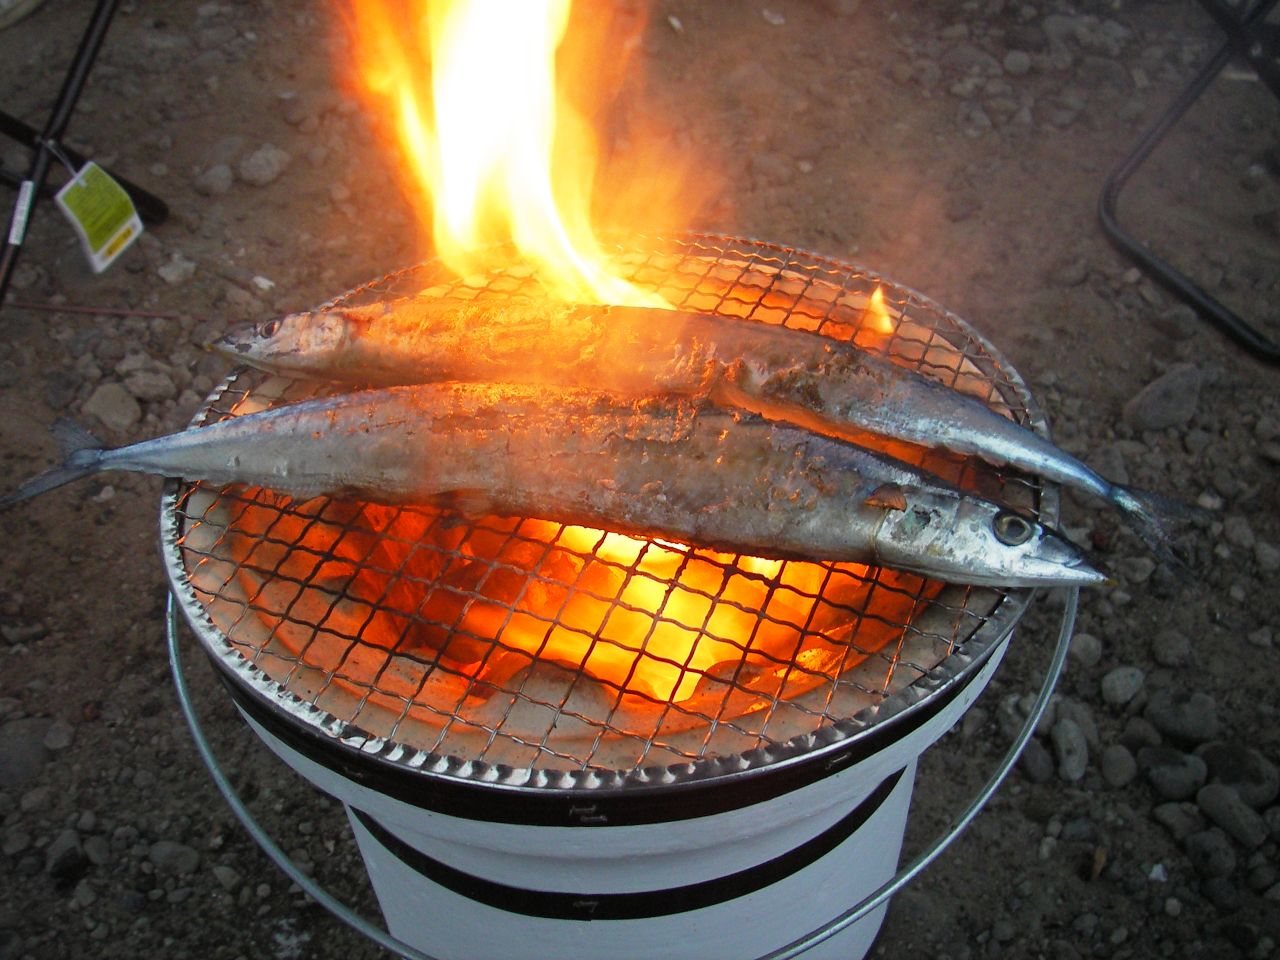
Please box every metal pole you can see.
[0,0,120,306]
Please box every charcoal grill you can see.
[162,235,1073,960]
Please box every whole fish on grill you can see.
[0,383,1103,588]
[210,297,1186,560]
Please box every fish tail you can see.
[1109,484,1203,569]
[0,420,107,510]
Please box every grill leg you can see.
[1096,0,1280,365]
[0,0,169,307]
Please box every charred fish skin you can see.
[211,298,1179,558]
[0,383,1102,588]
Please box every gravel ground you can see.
[0,1,1278,958]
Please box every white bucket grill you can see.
[161,235,1055,958]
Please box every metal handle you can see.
[167,587,1079,960]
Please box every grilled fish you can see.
[0,383,1103,588]
[211,298,1182,557]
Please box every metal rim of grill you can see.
[160,233,1057,796]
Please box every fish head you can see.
[208,309,354,375]
[872,490,1105,588]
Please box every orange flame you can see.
[340,0,703,307]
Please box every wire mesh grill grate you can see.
[161,235,1051,787]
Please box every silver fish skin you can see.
[1,384,1102,589]
[211,299,1175,555]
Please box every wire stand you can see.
[1098,0,1280,364]
[166,587,1079,960]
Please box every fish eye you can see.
[257,318,282,338]
[993,511,1035,546]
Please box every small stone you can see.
[1101,666,1145,706]
[1021,738,1055,783]
[1049,257,1089,287]
[2,830,30,856]
[1003,49,1032,75]
[45,829,86,880]
[82,383,142,432]
[212,864,241,891]
[1246,627,1272,649]
[1069,631,1102,667]
[1117,557,1156,584]
[1120,716,1162,751]
[0,720,52,790]
[1152,630,1191,667]
[1184,828,1236,879]
[148,840,200,877]
[1101,744,1138,787]
[237,143,291,187]
[1222,516,1255,550]
[123,369,177,403]
[41,720,73,751]
[1202,876,1242,912]
[1051,717,1089,781]
[1145,688,1219,744]
[1198,742,1280,808]
[83,835,110,866]
[1197,785,1269,848]
[1122,364,1202,431]
[1256,542,1280,572]
[1139,747,1208,801]
[157,253,197,285]
[193,163,233,197]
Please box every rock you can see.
[1256,541,1280,572]
[1202,876,1242,912]
[1152,630,1191,667]
[1003,50,1032,76]
[941,44,1002,77]
[41,720,73,751]
[1185,828,1237,879]
[1101,744,1138,787]
[237,143,291,187]
[1139,747,1208,801]
[1122,364,1202,431]
[1198,743,1280,808]
[1145,689,1219,744]
[212,864,241,891]
[193,163,233,197]
[1153,801,1205,841]
[158,252,197,285]
[1069,631,1102,667]
[1197,785,1269,848]
[83,382,142,432]
[1021,738,1055,783]
[148,840,200,876]
[1120,716,1162,751]
[1101,666,1145,706]
[123,369,177,403]
[0,718,52,789]
[45,829,86,880]
[83,835,109,866]
[1222,516,1255,550]
[1051,717,1089,781]
[1118,557,1156,584]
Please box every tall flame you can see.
[342,0,680,306]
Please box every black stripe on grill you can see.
[349,765,905,921]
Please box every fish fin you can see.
[433,488,495,517]
[1110,484,1206,572]
[0,420,106,511]
[864,482,908,511]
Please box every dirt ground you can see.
[0,1,1278,958]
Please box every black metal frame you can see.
[0,0,169,306]
[1098,0,1280,364]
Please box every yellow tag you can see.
[54,162,143,273]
